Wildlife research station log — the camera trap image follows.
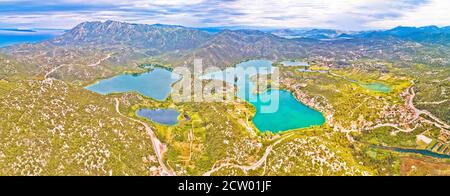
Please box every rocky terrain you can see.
[0,21,449,176]
[2,21,450,82]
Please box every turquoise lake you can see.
[87,60,326,133]
[136,109,180,125]
[250,89,325,132]
[333,74,392,93]
[85,68,180,101]
[202,60,325,133]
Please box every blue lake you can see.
[136,109,180,125]
[202,60,325,133]
[281,61,309,67]
[375,145,450,159]
[85,68,181,101]
[87,59,326,132]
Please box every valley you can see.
[0,21,449,176]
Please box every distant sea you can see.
[0,29,65,47]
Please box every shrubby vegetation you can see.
[1,51,449,176]
[0,79,159,175]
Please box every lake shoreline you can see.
[202,59,326,133]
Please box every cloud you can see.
[367,0,450,29]
[0,0,447,30]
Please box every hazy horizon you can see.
[1,19,449,33]
[1,0,450,31]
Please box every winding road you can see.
[406,87,449,129]
[44,64,67,79]
[88,53,112,67]
[203,134,293,176]
[369,86,449,132]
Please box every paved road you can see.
[115,98,175,176]
[203,134,293,176]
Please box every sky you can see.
[0,0,449,30]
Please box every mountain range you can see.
[270,25,450,43]
[1,21,449,81]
